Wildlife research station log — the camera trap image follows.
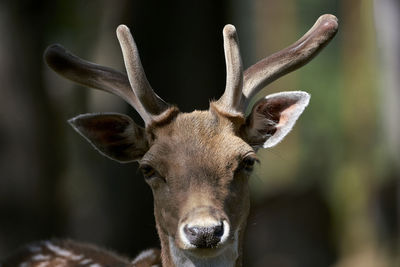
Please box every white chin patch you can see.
[169,229,239,267]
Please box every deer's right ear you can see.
[69,113,148,163]
[242,91,310,149]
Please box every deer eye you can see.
[239,154,259,173]
[139,164,157,179]
[139,164,167,184]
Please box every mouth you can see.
[184,244,229,258]
[168,230,239,263]
[175,221,234,260]
[178,239,232,259]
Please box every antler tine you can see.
[217,24,244,114]
[242,14,338,109]
[116,25,169,122]
[44,44,151,122]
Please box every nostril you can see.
[184,225,200,238]
[213,223,224,237]
[183,223,225,248]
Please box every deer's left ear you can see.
[69,113,149,163]
[242,91,310,149]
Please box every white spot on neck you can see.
[28,245,42,253]
[80,258,92,264]
[44,241,83,261]
[31,254,51,261]
[131,249,158,264]
[36,262,50,267]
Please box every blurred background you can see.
[0,0,399,266]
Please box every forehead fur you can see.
[143,110,253,176]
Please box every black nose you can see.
[183,223,224,248]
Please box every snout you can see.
[178,207,230,250]
[183,221,226,248]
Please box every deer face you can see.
[143,110,252,255]
[45,14,337,266]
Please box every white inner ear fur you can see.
[251,91,310,148]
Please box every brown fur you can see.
[140,108,250,266]
[140,108,253,266]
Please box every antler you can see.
[116,25,169,118]
[44,44,150,122]
[217,24,244,114]
[217,14,338,113]
[242,14,338,108]
[45,16,337,123]
[44,25,170,125]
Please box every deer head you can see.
[44,14,338,266]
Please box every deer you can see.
[1,14,338,267]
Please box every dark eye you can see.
[240,155,258,173]
[139,164,156,179]
[139,164,167,184]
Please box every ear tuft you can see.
[69,113,148,163]
[243,91,310,149]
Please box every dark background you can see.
[0,0,399,266]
